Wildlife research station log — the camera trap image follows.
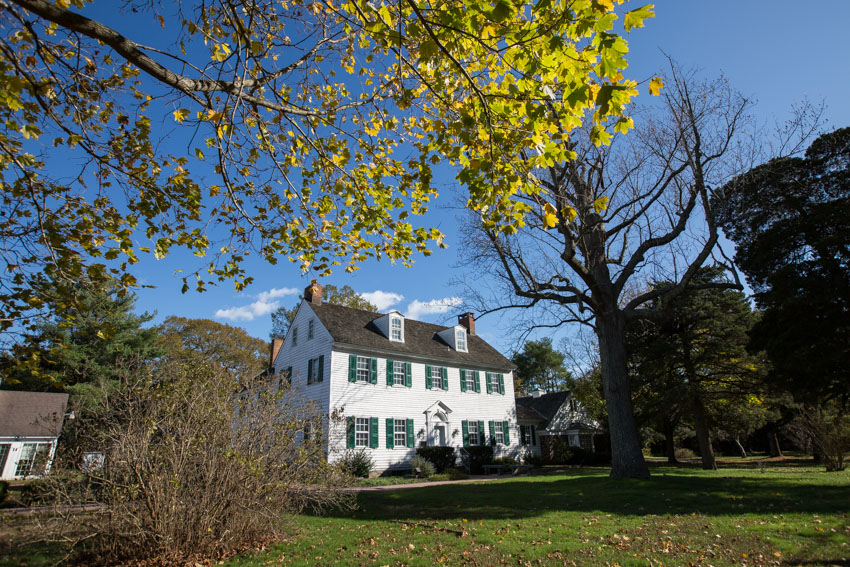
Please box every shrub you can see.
[409,455,436,478]
[340,448,374,478]
[675,448,698,461]
[548,439,610,466]
[446,467,469,480]
[0,480,8,504]
[523,455,544,467]
[20,480,51,506]
[429,473,449,482]
[464,446,494,474]
[43,356,353,565]
[492,456,517,466]
[415,446,456,473]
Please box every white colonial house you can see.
[270,282,518,472]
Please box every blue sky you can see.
[127,0,850,354]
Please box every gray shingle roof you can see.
[515,391,570,428]
[307,302,513,369]
[0,391,69,438]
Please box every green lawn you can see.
[2,462,848,566]
[232,463,849,567]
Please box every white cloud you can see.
[361,290,404,311]
[405,296,463,320]
[215,286,299,322]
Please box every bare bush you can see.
[792,403,850,471]
[44,356,353,564]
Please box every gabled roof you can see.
[307,302,513,368]
[515,391,570,428]
[0,390,69,438]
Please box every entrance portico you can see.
[423,401,453,447]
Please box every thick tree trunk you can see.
[767,429,784,458]
[663,416,679,464]
[691,394,717,470]
[596,308,650,479]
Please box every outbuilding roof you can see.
[0,390,69,438]
[307,302,513,369]
[515,391,570,428]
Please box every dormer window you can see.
[390,316,403,342]
[455,328,467,352]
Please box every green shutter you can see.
[441,367,448,390]
[460,369,467,392]
[386,418,394,449]
[531,425,537,445]
[286,366,292,386]
[462,420,469,446]
[488,420,495,443]
[307,358,313,384]
[370,417,379,448]
[346,417,355,448]
[406,418,414,448]
[425,364,432,389]
[499,373,505,395]
[370,358,378,384]
[503,421,510,445]
[474,371,481,392]
[386,359,394,386]
[520,425,527,445]
[405,362,412,388]
[317,355,324,382]
[348,355,357,382]
[478,421,485,445]
[486,372,492,394]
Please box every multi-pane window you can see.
[494,422,505,444]
[456,328,467,351]
[468,421,479,445]
[431,366,443,389]
[14,443,50,477]
[579,433,594,451]
[292,326,298,346]
[463,369,476,391]
[393,361,406,385]
[355,418,370,447]
[390,317,403,341]
[487,372,500,393]
[394,419,407,447]
[521,425,536,446]
[0,444,10,473]
[308,319,314,340]
[356,356,370,382]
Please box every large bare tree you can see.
[463,65,755,478]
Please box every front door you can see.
[434,424,446,446]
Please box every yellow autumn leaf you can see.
[648,76,664,96]
[593,196,610,213]
[562,206,578,223]
[542,202,558,228]
[173,108,189,123]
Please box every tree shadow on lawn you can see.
[337,469,849,522]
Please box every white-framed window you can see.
[14,442,51,477]
[393,361,406,385]
[308,319,314,340]
[487,372,500,393]
[521,425,536,446]
[292,326,298,346]
[390,316,403,341]
[456,328,467,351]
[494,422,505,445]
[468,421,479,445]
[431,366,443,389]
[579,433,594,451]
[355,417,370,447]
[463,369,475,391]
[394,419,407,448]
[356,356,370,382]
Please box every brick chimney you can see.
[269,338,283,370]
[304,280,323,305]
[458,312,476,336]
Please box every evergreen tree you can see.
[511,338,573,396]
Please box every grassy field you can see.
[233,461,849,567]
[2,460,848,566]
